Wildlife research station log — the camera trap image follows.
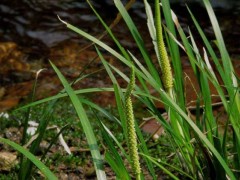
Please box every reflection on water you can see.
[0,0,240,111]
[0,1,98,52]
[1,1,239,54]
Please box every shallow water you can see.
[1,1,239,54]
[0,1,240,111]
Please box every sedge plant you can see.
[56,0,238,178]
[10,0,240,179]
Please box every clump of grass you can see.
[1,0,239,179]
[56,0,239,178]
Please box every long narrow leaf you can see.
[113,0,161,86]
[50,61,106,179]
[0,137,57,180]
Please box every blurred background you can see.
[0,0,239,111]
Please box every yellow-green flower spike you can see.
[125,66,141,179]
[155,0,173,91]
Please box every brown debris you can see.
[0,151,17,171]
[0,42,30,74]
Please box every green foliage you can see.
[0,137,57,180]
[50,61,107,179]
[1,0,239,179]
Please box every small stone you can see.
[0,151,17,171]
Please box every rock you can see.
[0,151,17,172]
[4,127,22,144]
[0,42,30,75]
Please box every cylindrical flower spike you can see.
[155,0,173,91]
[125,66,141,179]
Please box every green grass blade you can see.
[186,6,225,83]
[203,0,240,159]
[189,30,215,141]
[40,124,69,161]
[105,152,130,180]
[101,124,130,179]
[96,47,137,154]
[102,122,130,162]
[128,51,158,86]
[140,153,194,180]
[49,61,106,179]
[91,107,130,179]
[16,87,115,110]
[161,1,185,110]
[140,153,180,180]
[58,15,132,68]
[144,0,159,60]
[19,71,41,179]
[159,90,236,180]
[113,0,161,85]
[135,121,157,180]
[81,98,121,125]
[87,0,131,61]
[202,0,233,80]
[96,47,128,137]
[202,0,240,110]
[171,10,229,113]
[0,137,57,180]
[19,100,57,180]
